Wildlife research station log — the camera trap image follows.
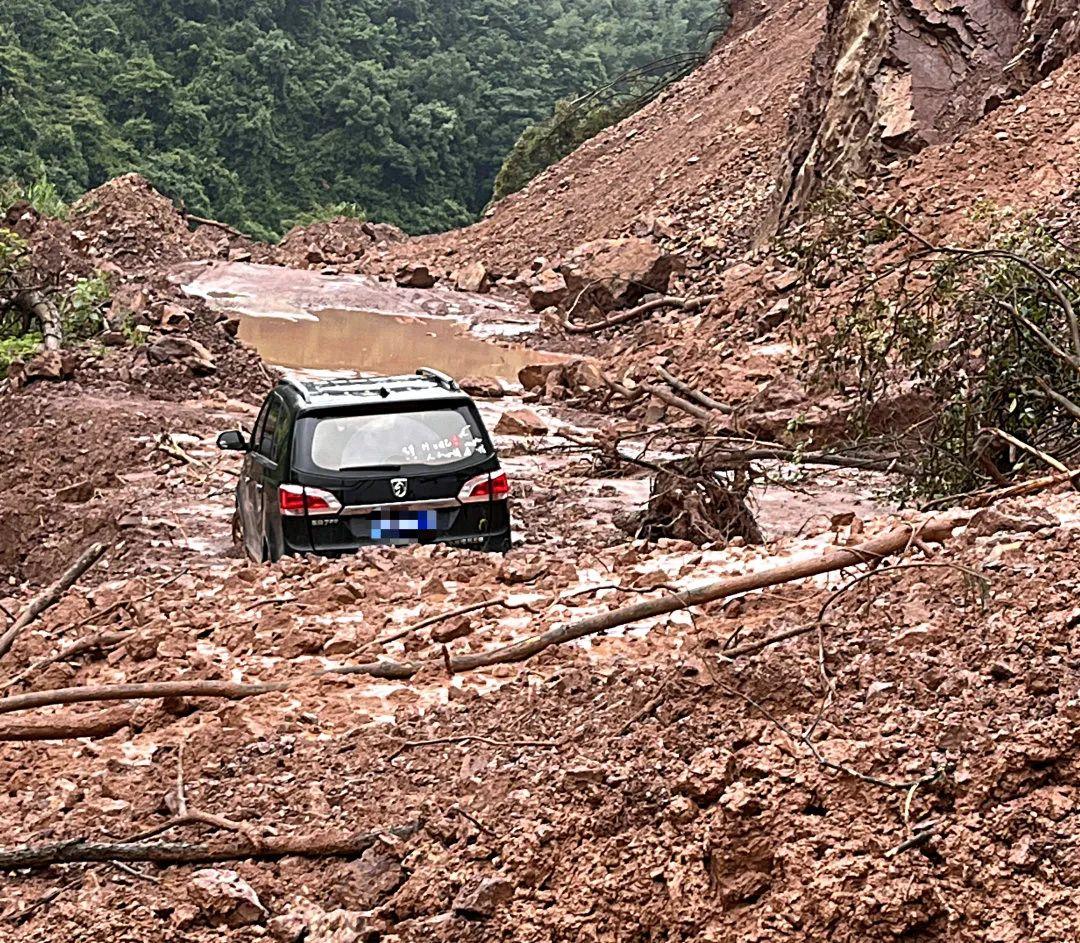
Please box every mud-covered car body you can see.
[218,369,512,562]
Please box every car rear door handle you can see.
[254,482,264,491]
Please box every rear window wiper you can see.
[337,463,403,472]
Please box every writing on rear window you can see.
[297,406,488,472]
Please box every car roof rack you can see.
[278,370,463,405]
[416,367,459,391]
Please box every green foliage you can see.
[22,174,68,218]
[492,98,633,203]
[0,0,726,237]
[0,332,41,376]
[60,273,111,341]
[286,202,368,229]
[789,198,1080,500]
[492,27,730,203]
[0,227,27,272]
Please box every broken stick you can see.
[0,679,288,716]
[0,823,422,871]
[336,513,971,680]
[564,294,718,334]
[0,707,134,742]
[0,542,109,661]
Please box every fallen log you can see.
[0,679,288,716]
[655,365,733,414]
[12,280,62,351]
[0,707,134,741]
[638,380,718,423]
[186,213,247,240]
[0,823,421,870]
[0,542,109,661]
[564,294,717,334]
[336,513,970,680]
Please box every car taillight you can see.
[279,484,341,516]
[458,471,510,503]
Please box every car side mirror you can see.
[217,430,249,452]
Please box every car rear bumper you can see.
[280,501,511,556]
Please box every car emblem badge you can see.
[391,478,408,499]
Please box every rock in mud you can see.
[12,349,78,385]
[147,335,216,375]
[559,237,677,312]
[459,375,504,398]
[518,362,563,391]
[189,868,266,927]
[452,877,514,919]
[494,408,548,436]
[323,625,360,656]
[455,261,490,293]
[394,263,437,289]
[526,268,567,311]
[430,616,473,643]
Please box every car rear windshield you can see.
[294,405,489,473]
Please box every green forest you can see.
[0,0,724,240]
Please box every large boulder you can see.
[558,237,678,312]
[394,263,436,289]
[455,261,490,293]
[526,269,567,311]
[494,408,548,436]
[147,336,216,375]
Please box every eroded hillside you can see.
[1,1,1078,941]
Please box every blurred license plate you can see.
[371,510,438,538]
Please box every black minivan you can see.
[218,369,512,561]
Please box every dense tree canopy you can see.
[0,0,723,239]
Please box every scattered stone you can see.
[518,363,563,391]
[394,264,437,289]
[147,336,216,375]
[458,375,504,398]
[526,269,567,311]
[323,625,360,656]
[189,868,266,928]
[494,408,548,436]
[56,480,94,504]
[455,261,489,293]
[430,616,473,644]
[452,877,514,919]
[7,350,78,387]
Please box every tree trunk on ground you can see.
[12,279,62,351]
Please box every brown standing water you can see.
[180,260,564,380]
[237,308,562,379]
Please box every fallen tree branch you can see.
[0,823,421,871]
[986,427,1068,473]
[1034,376,1080,422]
[0,542,109,661]
[0,679,288,716]
[638,380,719,423]
[388,735,559,761]
[0,707,134,742]
[186,214,247,240]
[1,630,134,693]
[564,294,717,334]
[655,365,733,414]
[12,279,62,351]
[921,466,1080,510]
[360,597,511,654]
[335,514,970,680]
